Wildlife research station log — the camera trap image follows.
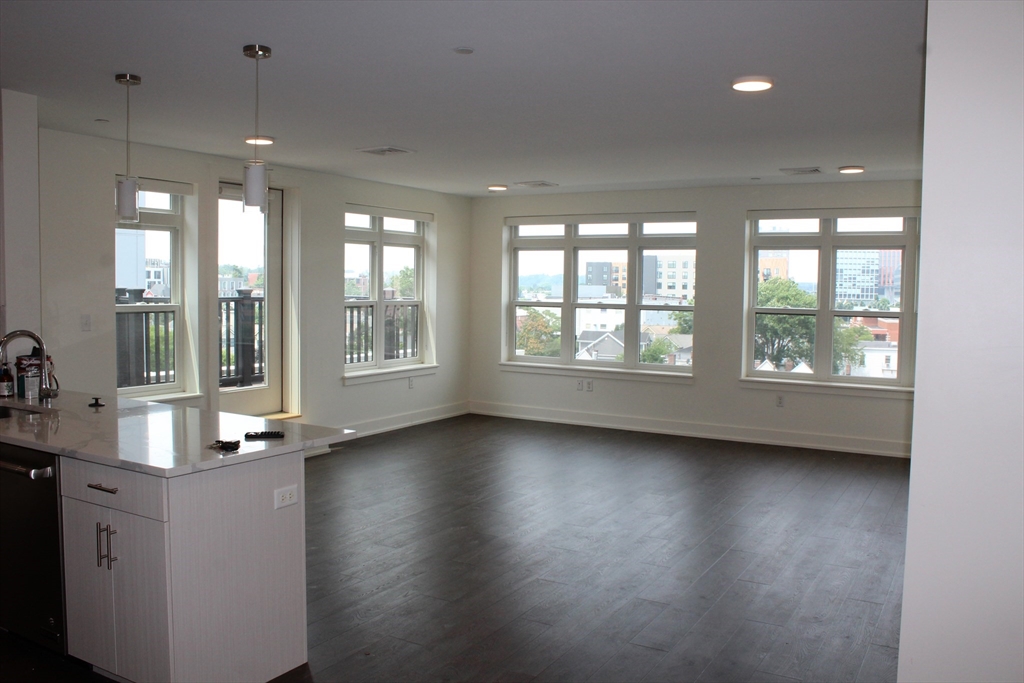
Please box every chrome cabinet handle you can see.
[96,523,117,570]
[87,482,118,495]
[0,460,53,479]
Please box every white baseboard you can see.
[312,401,470,453]
[467,400,911,458]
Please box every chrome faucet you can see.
[0,330,59,398]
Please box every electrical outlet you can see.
[776,394,784,408]
[577,379,584,391]
[586,379,594,392]
[80,314,92,332]
[408,377,414,389]
[274,484,298,509]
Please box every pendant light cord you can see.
[253,56,260,164]
[125,82,131,177]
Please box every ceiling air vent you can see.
[357,146,415,156]
[779,166,822,176]
[514,180,559,188]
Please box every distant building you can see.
[835,249,880,305]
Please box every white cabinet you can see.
[62,497,172,683]
[62,451,307,683]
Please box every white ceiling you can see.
[0,0,927,197]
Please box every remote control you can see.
[245,431,285,440]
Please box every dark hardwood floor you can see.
[1,414,909,683]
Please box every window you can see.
[115,189,183,394]
[508,213,696,371]
[343,207,432,374]
[746,210,918,385]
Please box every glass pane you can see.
[383,245,417,299]
[345,304,374,363]
[833,316,899,379]
[345,243,372,299]
[753,313,815,372]
[345,212,372,229]
[384,303,419,360]
[640,249,696,304]
[756,249,818,307]
[115,228,172,300]
[639,309,692,366]
[757,218,820,234]
[383,216,417,233]
[516,250,563,302]
[517,224,565,237]
[575,308,625,362]
[116,310,175,388]
[579,223,629,236]
[642,221,696,235]
[578,250,628,303]
[836,217,904,233]
[138,191,171,211]
[834,249,902,310]
[514,306,561,358]
[218,198,268,388]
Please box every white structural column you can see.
[899,2,1024,682]
[1,89,42,345]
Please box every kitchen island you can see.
[0,390,354,683]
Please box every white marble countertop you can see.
[0,390,355,477]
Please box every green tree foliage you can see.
[671,310,694,334]
[517,307,560,357]
[640,337,675,364]
[874,297,891,311]
[832,320,874,374]
[388,266,416,299]
[754,278,817,368]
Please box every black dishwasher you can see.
[0,442,65,654]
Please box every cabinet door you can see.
[111,509,172,683]
[63,497,116,673]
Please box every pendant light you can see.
[243,44,271,213]
[115,73,142,222]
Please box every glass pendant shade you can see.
[243,161,268,213]
[117,176,140,222]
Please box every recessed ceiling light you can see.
[245,135,275,145]
[94,118,109,123]
[488,184,508,192]
[839,166,865,174]
[454,47,475,55]
[732,76,773,92]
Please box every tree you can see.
[388,266,416,299]
[832,321,873,374]
[873,297,891,311]
[670,310,693,334]
[517,308,560,357]
[219,264,244,277]
[640,337,675,364]
[754,278,817,368]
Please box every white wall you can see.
[1,89,42,354]
[898,2,1024,681]
[35,128,472,433]
[468,180,921,457]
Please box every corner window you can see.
[746,209,918,385]
[508,213,696,371]
[343,207,432,374]
[115,190,183,394]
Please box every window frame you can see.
[745,208,919,388]
[343,209,430,377]
[507,213,696,373]
[115,198,184,397]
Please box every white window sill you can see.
[137,391,204,404]
[342,363,439,386]
[739,376,913,399]
[499,360,693,384]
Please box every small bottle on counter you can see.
[0,362,13,397]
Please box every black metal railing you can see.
[115,309,175,388]
[345,302,420,364]
[219,292,265,387]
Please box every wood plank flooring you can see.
[299,415,908,683]
[0,414,908,683]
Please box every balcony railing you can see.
[116,308,176,388]
[219,291,265,387]
[345,302,419,364]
